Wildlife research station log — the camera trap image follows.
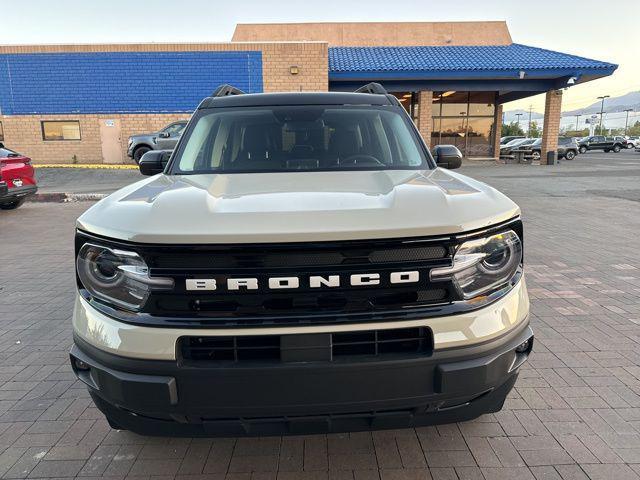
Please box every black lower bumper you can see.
[0,184,37,203]
[71,323,532,437]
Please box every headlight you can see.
[431,230,522,300]
[77,243,173,311]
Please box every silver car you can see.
[126,121,187,163]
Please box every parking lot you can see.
[1,149,640,480]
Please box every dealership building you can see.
[0,22,616,164]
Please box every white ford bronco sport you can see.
[71,83,531,436]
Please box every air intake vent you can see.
[180,327,433,364]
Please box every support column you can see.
[493,104,503,160]
[541,89,563,165]
[417,91,433,147]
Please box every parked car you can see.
[627,136,640,148]
[127,121,188,163]
[499,138,536,157]
[70,83,532,436]
[500,135,525,145]
[578,135,625,154]
[524,137,578,161]
[0,144,37,210]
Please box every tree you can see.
[627,121,640,136]
[528,121,541,138]
[501,122,524,137]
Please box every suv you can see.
[70,84,532,436]
[0,144,37,209]
[578,135,625,154]
[525,137,578,161]
[127,121,188,163]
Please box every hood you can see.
[77,169,520,244]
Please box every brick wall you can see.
[261,43,328,92]
[0,42,328,164]
[417,91,433,147]
[1,115,102,164]
[494,104,503,159]
[541,89,563,165]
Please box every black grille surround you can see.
[75,218,523,328]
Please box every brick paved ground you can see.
[1,150,640,479]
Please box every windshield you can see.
[170,105,430,174]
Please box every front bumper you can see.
[70,279,531,436]
[71,322,532,436]
[0,184,37,203]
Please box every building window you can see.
[41,121,81,141]
[0,122,4,142]
[431,92,496,157]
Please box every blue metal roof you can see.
[329,43,617,80]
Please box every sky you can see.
[2,0,638,113]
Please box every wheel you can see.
[0,199,25,210]
[133,146,151,163]
[531,151,541,161]
[579,146,587,154]
[613,145,621,153]
[627,143,634,149]
[604,149,610,153]
[564,150,576,160]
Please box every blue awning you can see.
[329,44,617,97]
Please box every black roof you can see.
[198,92,397,109]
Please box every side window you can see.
[164,123,186,137]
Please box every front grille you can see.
[179,327,433,364]
[140,237,455,324]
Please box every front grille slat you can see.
[180,327,433,364]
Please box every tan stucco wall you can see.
[232,22,512,47]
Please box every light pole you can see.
[527,105,533,137]
[575,114,581,133]
[515,113,523,131]
[623,109,633,135]
[597,95,609,135]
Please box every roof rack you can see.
[211,84,245,97]
[354,82,388,95]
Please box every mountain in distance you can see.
[563,90,640,116]
[504,90,640,122]
[503,109,544,123]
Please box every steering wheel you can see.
[340,154,384,167]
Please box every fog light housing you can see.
[515,338,532,354]
[74,358,91,371]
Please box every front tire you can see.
[0,199,26,210]
[564,150,576,160]
[579,146,587,154]
[133,146,151,164]
[531,151,541,161]
[627,143,634,149]
[613,145,621,153]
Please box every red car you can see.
[0,144,37,210]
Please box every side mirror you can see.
[139,150,170,176]
[158,131,170,139]
[433,145,463,169]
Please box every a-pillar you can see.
[417,91,433,147]
[541,89,563,165]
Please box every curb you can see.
[35,164,138,170]
[28,192,108,203]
